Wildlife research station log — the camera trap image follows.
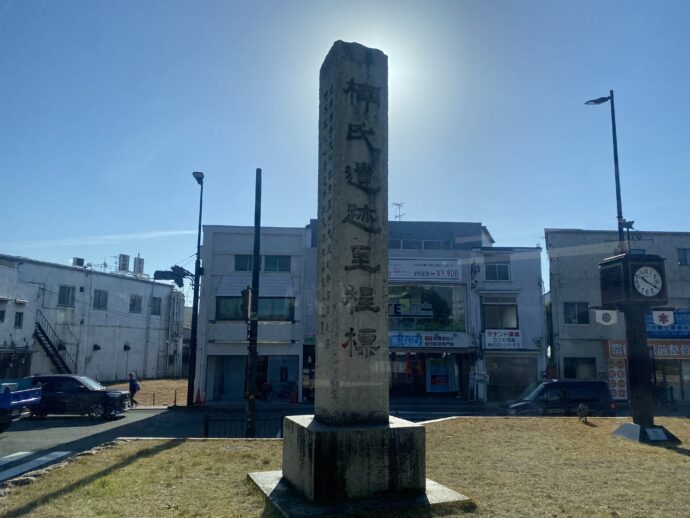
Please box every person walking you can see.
[128,372,141,407]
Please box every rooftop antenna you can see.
[392,202,406,221]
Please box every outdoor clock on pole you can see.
[599,254,668,307]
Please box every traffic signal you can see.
[154,270,175,281]
[154,268,185,288]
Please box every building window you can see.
[485,262,510,281]
[151,297,162,316]
[389,284,466,332]
[259,298,295,320]
[482,295,518,330]
[422,240,442,250]
[264,255,291,272]
[14,312,23,329]
[0,310,4,323]
[129,294,143,314]
[58,285,76,307]
[216,297,242,320]
[93,289,108,310]
[215,296,295,321]
[563,357,597,379]
[679,248,690,266]
[402,240,422,250]
[564,302,590,325]
[235,254,254,271]
[388,240,402,249]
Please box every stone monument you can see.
[249,41,471,516]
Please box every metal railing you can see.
[203,413,284,438]
[34,310,77,374]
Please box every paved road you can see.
[0,407,205,483]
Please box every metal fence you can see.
[203,413,284,438]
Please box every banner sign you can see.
[595,309,618,326]
[608,340,690,360]
[389,332,466,348]
[652,310,674,327]
[389,259,461,282]
[646,309,690,339]
[608,358,628,401]
[485,329,522,349]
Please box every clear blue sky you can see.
[2,1,689,297]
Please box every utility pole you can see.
[187,171,204,406]
[245,168,262,437]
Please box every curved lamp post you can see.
[585,90,630,254]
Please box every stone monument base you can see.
[282,415,425,502]
[613,423,681,444]
[248,471,474,517]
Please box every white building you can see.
[0,254,185,382]
[194,221,546,404]
[196,226,308,403]
[545,228,690,403]
[0,265,40,379]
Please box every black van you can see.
[502,380,616,417]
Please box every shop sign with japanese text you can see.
[607,340,690,360]
[389,259,461,282]
[646,309,690,339]
[389,332,466,348]
[485,329,522,349]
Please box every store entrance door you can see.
[210,356,246,402]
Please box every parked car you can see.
[27,375,129,419]
[0,384,42,432]
[501,380,616,417]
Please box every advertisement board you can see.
[426,357,459,393]
[646,309,690,339]
[484,329,522,349]
[389,259,461,282]
[389,332,467,348]
[608,340,690,360]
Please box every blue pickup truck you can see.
[0,381,42,432]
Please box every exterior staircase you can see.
[33,310,76,374]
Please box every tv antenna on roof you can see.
[392,202,406,221]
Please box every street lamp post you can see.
[188,171,205,406]
[585,90,627,254]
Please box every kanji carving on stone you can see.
[342,284,358,315]
[341,327,356,350]
[342,203,381,233]
[343,78,381,114]
[344,245,380,273]
[347,123,379,155]
[354,287,380,313]
[353,328,380,357]
[345,161,380,194]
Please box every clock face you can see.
[633,266,663,297]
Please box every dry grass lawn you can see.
[107,378,188,406]
[1,417,689,517]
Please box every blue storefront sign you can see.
[389,333,423,347]
[646,309,690,339]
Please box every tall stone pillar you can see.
[250,41,471,514]
[315,40,389,426]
